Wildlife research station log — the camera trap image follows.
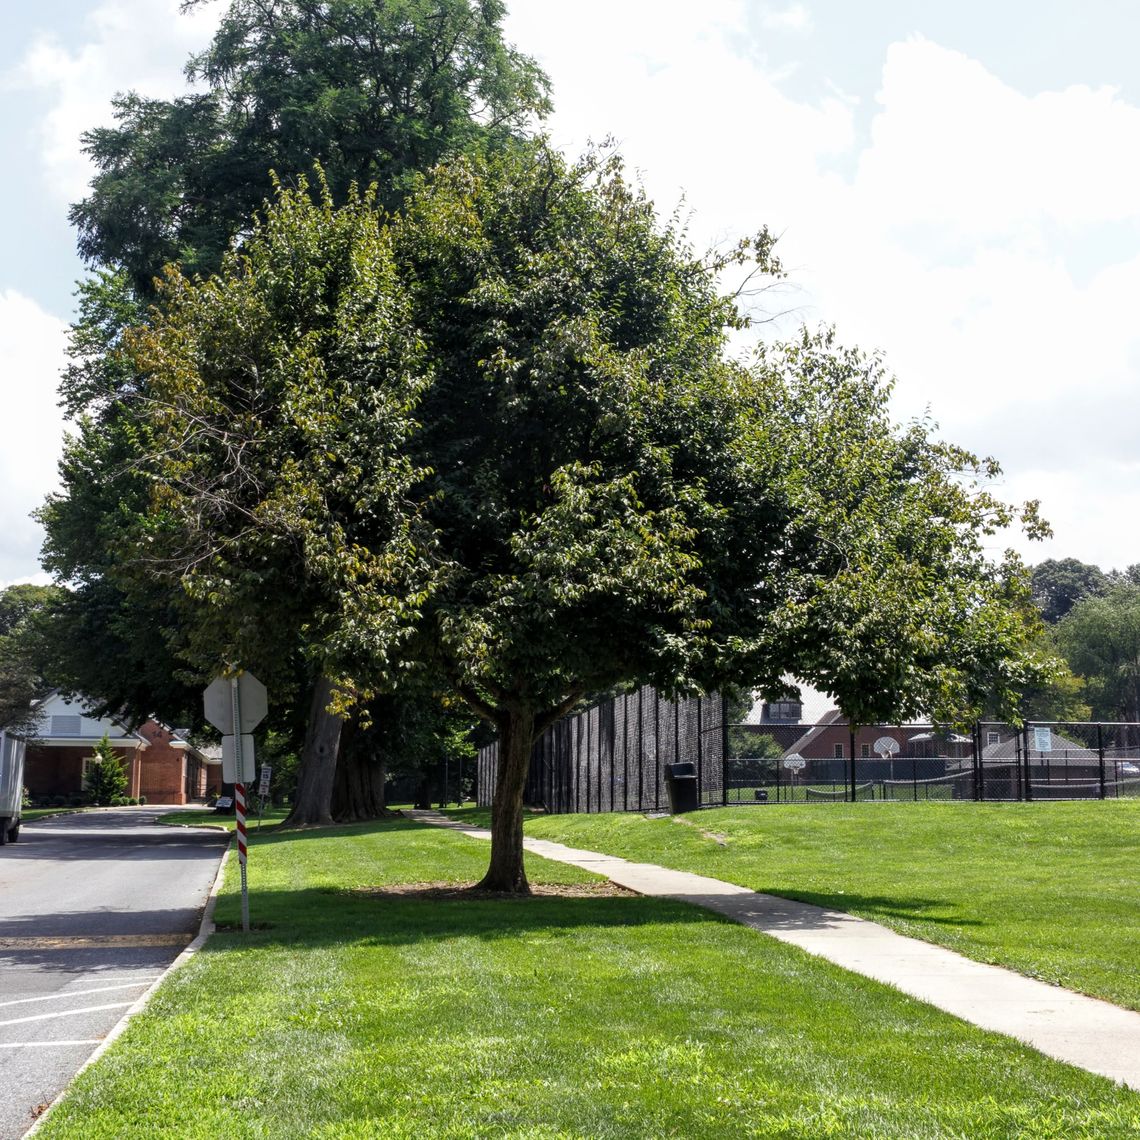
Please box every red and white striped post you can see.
[235,781,250,932]
[204,671,266,936]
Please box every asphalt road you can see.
[0,807,229,1139]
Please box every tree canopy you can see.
[0,584,65,733]
[71,0,550,299]
[43,0,551,811]
[110,144,1046,888]
[1055,583,1140,722]
[1031,558,1109,624]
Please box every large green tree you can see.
[1031,558,1108,624]
[119,145,1046,890]
[0,584,66,732]
[72,0,550,299]
[1055,583,1140,722]
[119,178,435,824]
[43,0,549,811]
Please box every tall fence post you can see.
[695,697,704,807]
[637,688,644,811]
[1022,725,1032,802]
[1098,723,1106,800]
[670,697,679,788]
[848,728,857,801]
[654,694,661,811]
[973,722,982,802]
[586,708,593,814]
[609,702,616,813]
[721,693,730,807]
[574,715,582,813]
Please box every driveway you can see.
[0,807,228,1139]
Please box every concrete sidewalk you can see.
[410,810,1140,1090]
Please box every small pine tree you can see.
[86,734,129,806]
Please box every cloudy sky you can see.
[3,0,1139,587]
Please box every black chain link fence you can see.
[478,704,1140,812]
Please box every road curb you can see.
[23,841,231,1137]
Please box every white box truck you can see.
[0,729,26,844]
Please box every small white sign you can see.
[222,734,256,783]
[1033,727,1053,754]
[783,755,807,771]
[258,764,272,798]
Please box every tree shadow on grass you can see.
[208,884,717,951]
[240,818,980,933]
[756,888,980,928]
[246,816,427,848]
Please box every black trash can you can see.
[664,762,699,813]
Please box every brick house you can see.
[778,712,975,782]
[23,692,218,805]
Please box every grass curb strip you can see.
[23,840,231,1137]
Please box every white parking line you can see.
[0,1002,134,1027]
[0,983,157,1009]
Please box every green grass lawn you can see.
[442,800,1140,1010]
[35,817,1140,1139]
[158,805,292,830]
[20,807,81,822]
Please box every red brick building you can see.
[23,692,218,805]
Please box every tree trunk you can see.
[284,674,344,827]
[476,707,535,893]
[331,727,388,822]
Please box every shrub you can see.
[85,734,129,806]
[138,795,147,805]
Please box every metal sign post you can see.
[257,764,272,829]
[231,677,250,934]
[204,672,268,934]
[234,780,249,932]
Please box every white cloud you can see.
[784,41,1140,563]
[759,4,813,33]
[787,41,1140,434]
[11,0,220,204]
[856,38,1140,234]
[504,8,1140,567]
[506,1,853,255]
[0,292,68,584]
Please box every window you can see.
[764,700,802,723]
[987,731,1000,746]
[834,743,844,759]
[51,714,82,737]
[860,743,870,758]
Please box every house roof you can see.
[781,709,846,757]
[743,679,839,726]
[982,730,1097,762]
[28,691,147,749]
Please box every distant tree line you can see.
[1026,559,1140,723]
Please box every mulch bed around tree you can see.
[352,881,637,901]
